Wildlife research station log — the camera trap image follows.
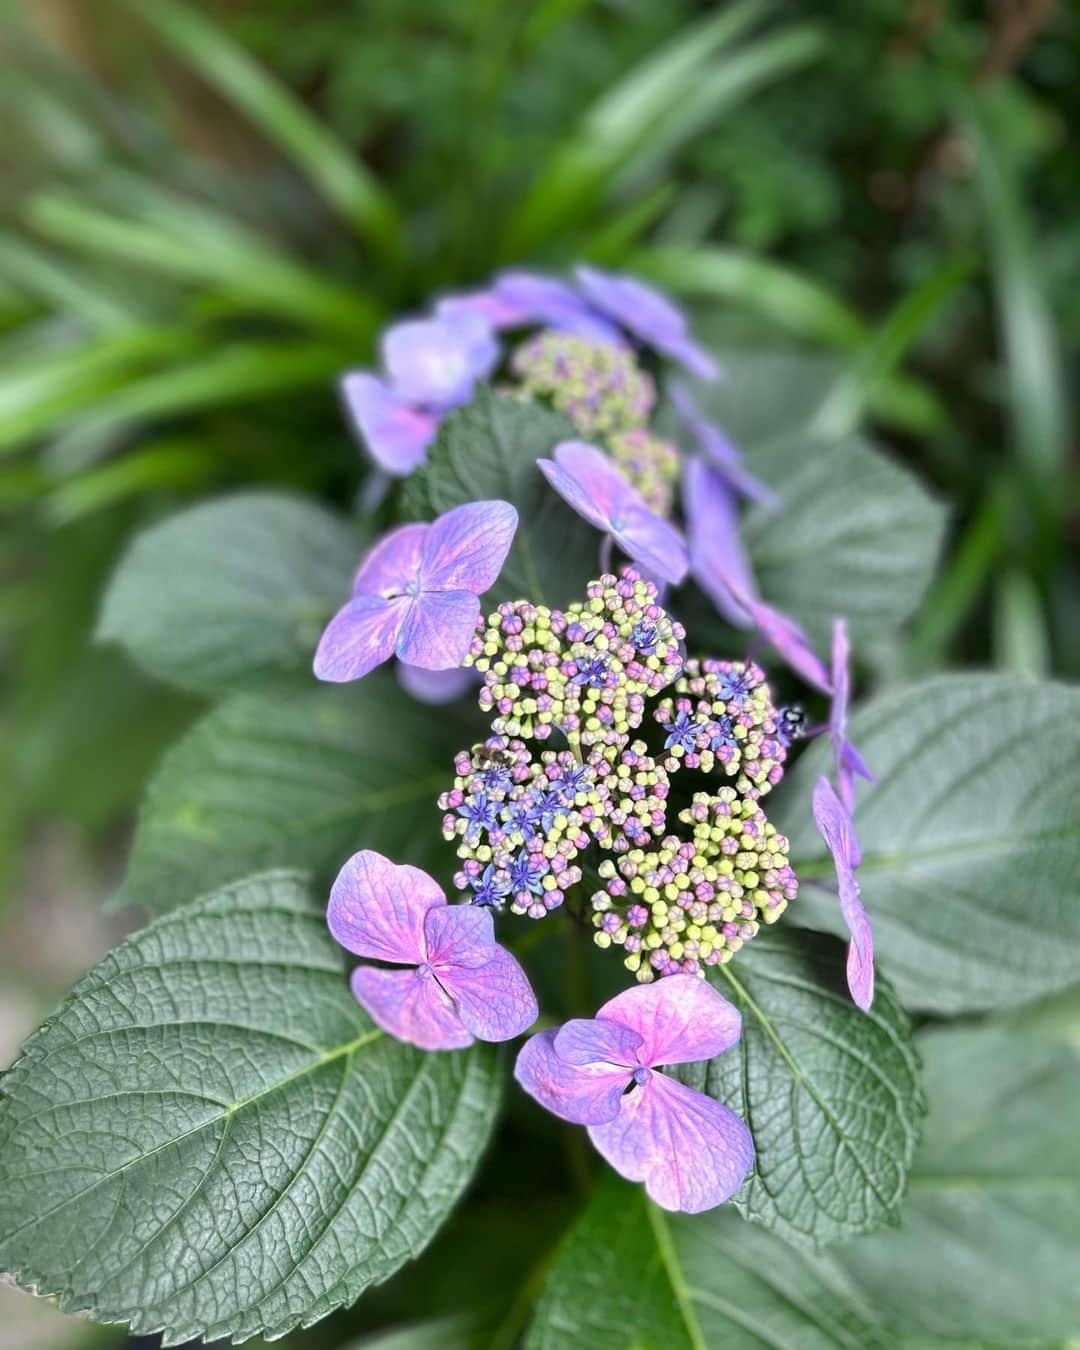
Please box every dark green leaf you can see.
[0,871,502,1344]
[528,1174,888,1349]
[400,387,596,609]
[780,674,1080,1013]
[98,491,359,695]
[840,1022,1080,1345]
[676,930,925,1248]
[116,677,463,915]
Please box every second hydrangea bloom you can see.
[515,976,753,1212]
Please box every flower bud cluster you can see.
[510,329,655,438]
[590,788,797,977]
[653,658,788,797]
[440,568,799,963]
[467,571,684,750]
[607,427,680,514]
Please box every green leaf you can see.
[743,432,947,649]
[528,1174,888,1349]
[0,871,501,1345]
[674,930,924,1248]
[116,677,462,915]
[120,0,401,254]
[840,1022,1080,1345]
[400,387,596,609]
[780,674,1080,1013]
[98,491,359,696]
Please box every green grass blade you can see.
[27,191,377,338]
[962,91,1069,491]
[0,232,137,329]
[994,570,1050,677]
[812,255,972,439]
[120,0,401,254]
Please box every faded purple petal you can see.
[494,271,621,343]
[340,372,437,475]
[812,776,874,1011]
[441,943,538,1043]
[541,442,688,584]
[382,315,490,411]
[537,441,623,532]
[684,459,756,627]
[350,965,473,1051]
[314,593,406,682]
[587,1072,754,1212]
[352,522,428,596]
[397,662,476,705]
[614,507,689,586]
[575,265,719,381]
[671,382,777,507]
[745,596,832,695]
[396,589,481,670]
[553,1017,644,1069]
[327,850,444,965]
[420,500,518,593]
[514,1029,630,1126]
[423,902,497,970]
[436,291,524,330]
[595,975,742,1069]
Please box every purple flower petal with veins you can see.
[329,849,537,1050]
[538,441,689,584]
[339,373,438,475]
[670,382,777,507]
[829,619,874,811]
[315,501,517,682]
[494,271,622,343]
[515,976,753,1212]
[812,776,874,1012]
[575,265,719,381]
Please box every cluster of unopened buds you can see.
[317,263,877,1213]
[436,566,800,982]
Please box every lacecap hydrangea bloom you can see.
[321,265,876,1213]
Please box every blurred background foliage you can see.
[0,0,1075,1345]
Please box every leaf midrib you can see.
[1,1027,382,1247]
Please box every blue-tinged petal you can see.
[419,500,518,594]
[515,1029,630,1126]
[812,776,875,1011]
[340,371,438,475]
[494,271,621,343]
[382,315,483,410]
[396,589,481,670]
[352,521,428,596]
[683,459,756,627]
[314,592,406,682]
[595,976,742,1068]
[575,265,719,380]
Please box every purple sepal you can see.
[683,458,756,628]
[314,501,517,684]
[382,313,497,411]
[339,372,438,476]
[670,382,777,507]
[514,975,753,1212]
[812,776,875,1012]
[397,662,477,705]
[494,271,622,344]
[329,849,538,1050]
[538,440,689,584]
[575,265,720,380]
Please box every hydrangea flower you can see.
[314,500,517,681]
[575,265,720,381]
[328,849,537,1050]
[493,271,622,343]
[341,309,497,473]
[514,976,753,1212]
[811,776,874,1011]
[538,441,689,584]
[828,618,874,811]
[670,381,777,507]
